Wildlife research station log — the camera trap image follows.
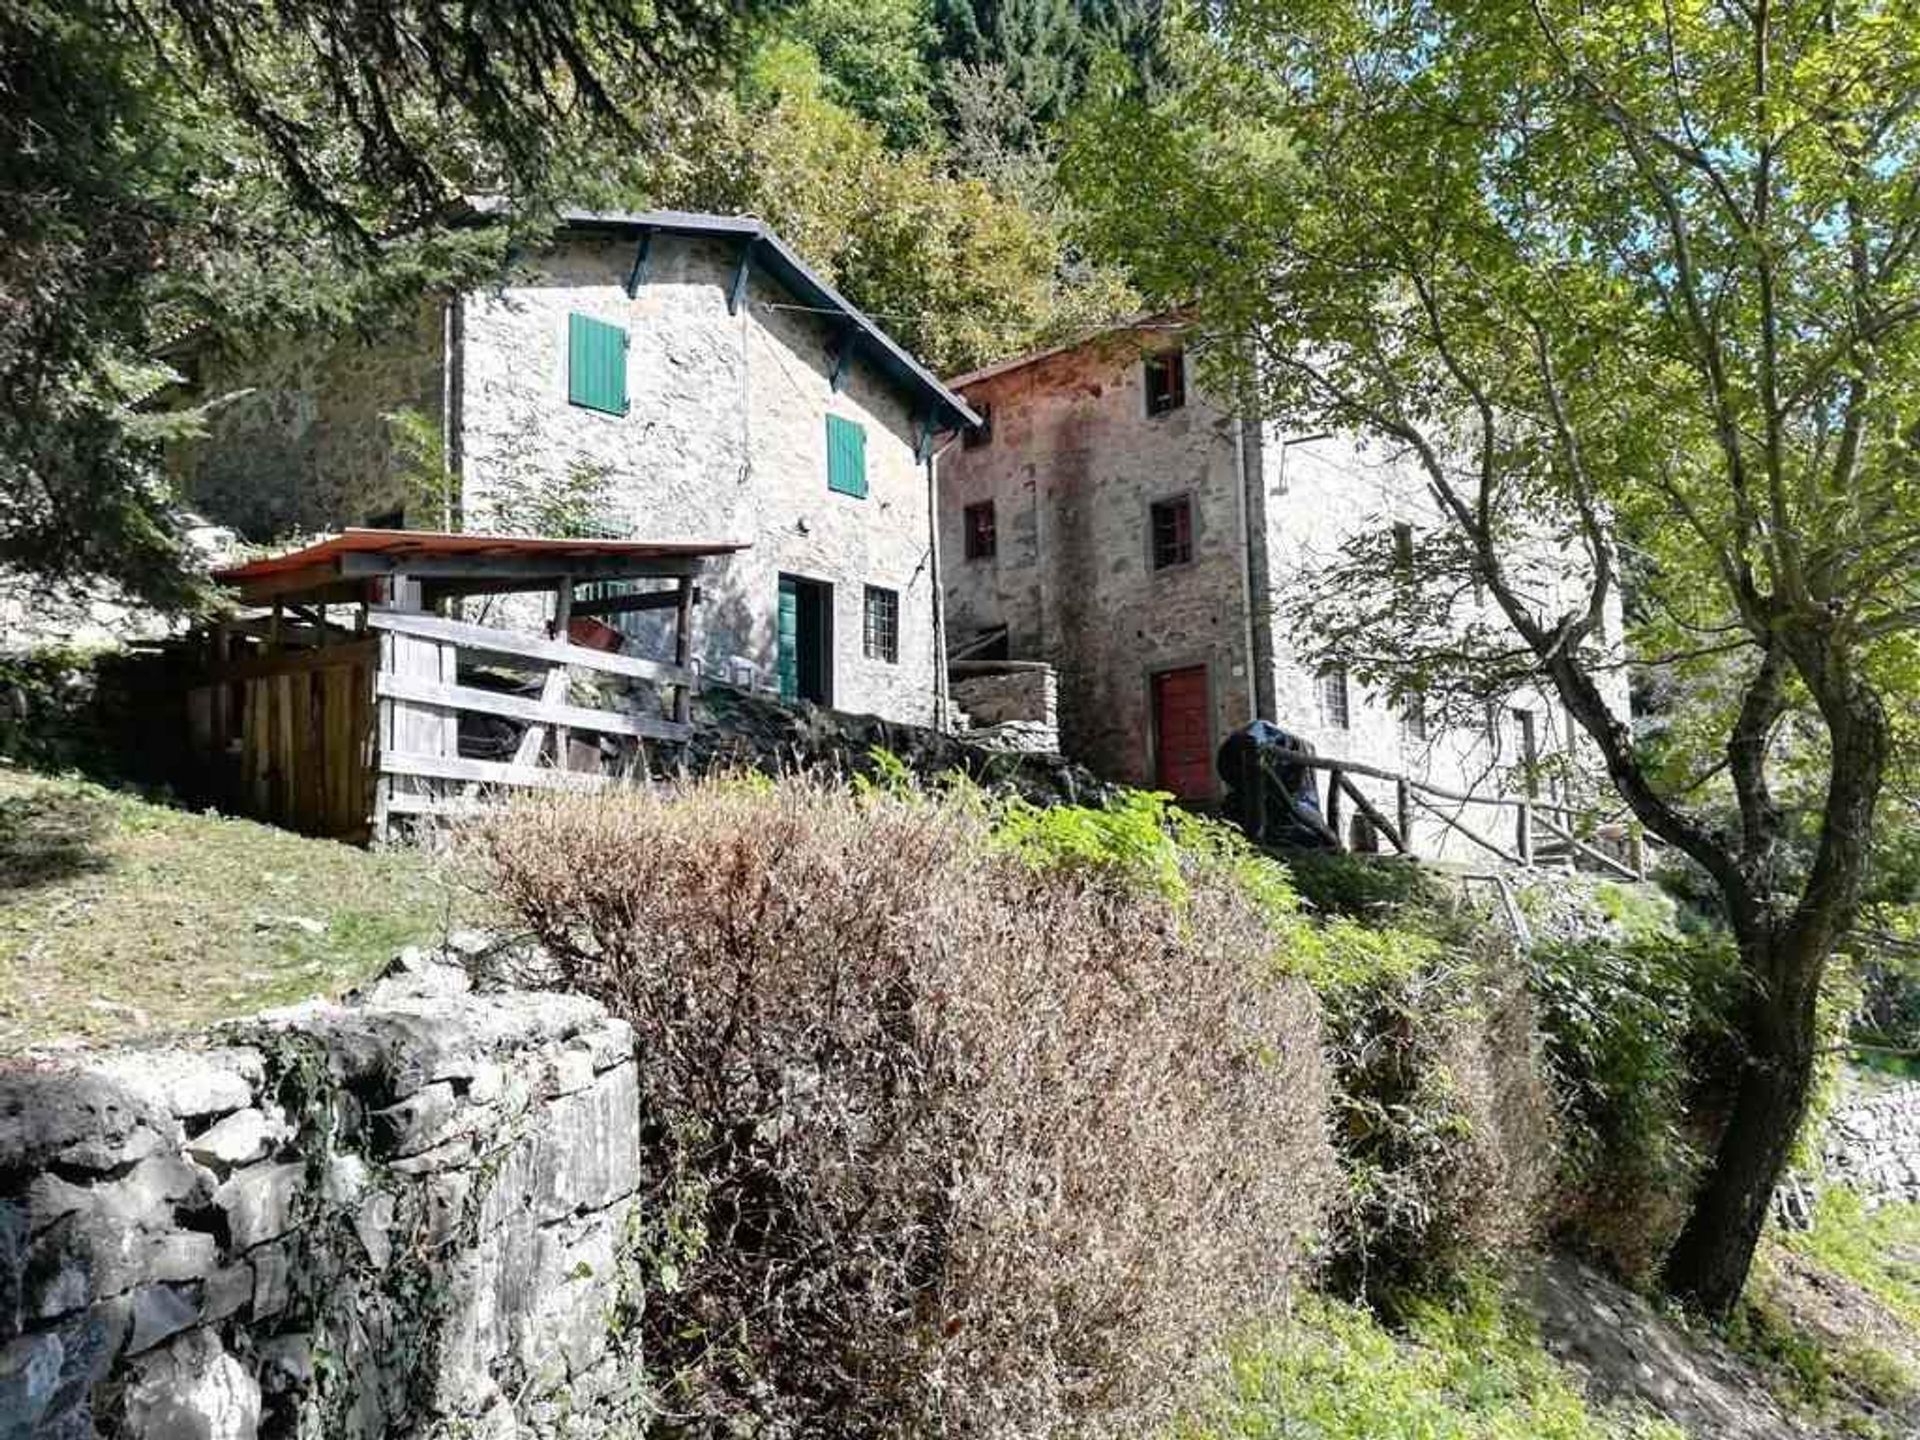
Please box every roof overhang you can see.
[559,209,982,436]
[214,529,748,607]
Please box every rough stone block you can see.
[123,1329,261,1440]
[0,1331,63,1436]
[203,1264,253,1323]
[186,1109,283,1169]
[214,1163,304,1251]
[250,1244,289,1320]
[0,1070,177,1176]
[127,1282,201,1355]
[370,1082,464,1158]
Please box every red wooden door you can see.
[1152,665,1212,799]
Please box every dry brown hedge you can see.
[478,777,1335,1439]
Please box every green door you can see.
[777,576,800,701]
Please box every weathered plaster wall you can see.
[0,944,643,1440]
[1260,434,1631,862]
[168,306,447,543]
[942,333,1258,796]
[458,232,941,725]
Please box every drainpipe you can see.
[441,293,464,532]
[927,430,964,733]
[1234,414,1273,721]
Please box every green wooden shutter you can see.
[776,576,799,701]
[826,415,867,497]
[568,313,628,415]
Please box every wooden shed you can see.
[185,530,745,842]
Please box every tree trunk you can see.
[1659,946,1819,1316]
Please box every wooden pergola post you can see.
[673,576,695,725]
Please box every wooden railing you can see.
[1267,751,1657,880]
[365,608,696,836]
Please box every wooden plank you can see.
[209,639,380,684]
[1335,772,1409,854]
[365,610,693,687]
[343,551,704,583]
[1285,752,1536,811]
[373,674,692,742]
[383,791,500,819]
[672,576,694,726]
[573,586,699,619]
[380,751,611,792]
[1410,789,1524,865]
[1533,812,1641,881]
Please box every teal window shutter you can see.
[568,313,628,416]
[826,415,867,497]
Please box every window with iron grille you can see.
[1318,665,1351,729]
[1150,495,1193,569]
[964,500,997,560]
[1145,349,1186,415]
[963,402,993,449]
[863,585,899,663]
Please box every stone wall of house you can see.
[942,330,1259,798]
[167,305,447,543]
[944,330,1631,860]
[457,231,942,727]
[0,944,644,1440]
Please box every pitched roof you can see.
[559,210,981,434]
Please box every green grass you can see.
[1783,1189,1920,1331]
[0,765,485,1049]
[1175,1285,1683,1440]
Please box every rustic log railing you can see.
[1265,750,1657,879]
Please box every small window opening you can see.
[1145,349,1187,416]
[1318,665,1351,730]
[1150,495,1194,569]
[964,501,997,561]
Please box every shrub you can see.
[479,778,1335,1439]
[1527,931,1741,1279]
[1301,919,1558,1303]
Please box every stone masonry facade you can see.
[455,228,943,725]
[0,943,643,1440]
[941,323,1630,860]
[169,217,961,730]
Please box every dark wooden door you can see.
[1152,665,1212,799]
[777,575,832,705]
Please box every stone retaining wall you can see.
[0,945,644,1439]
[1822,1081,1920,1209]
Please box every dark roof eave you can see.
[558,209,982,434]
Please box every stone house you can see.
[939,320,1631,859]
[168,210,979,728]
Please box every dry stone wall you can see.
[0,944,644,1440]
[1819,1081,1920,1208]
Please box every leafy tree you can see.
[1066,0,1920,1315]
[1,0,762,608]
[657,45,1133,373]
[931,0,1167,134]
[768,0,942,149]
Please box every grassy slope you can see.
[0,765,483,1050]
[1178,1285,1682,1440]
